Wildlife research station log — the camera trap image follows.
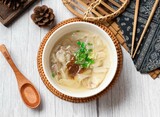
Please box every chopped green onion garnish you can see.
[52,73,55,78]
[74,41,95,68]
[88,43,93,46]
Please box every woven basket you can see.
[62,0,130,22]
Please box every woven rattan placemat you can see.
[37,18,123,102]
[62,0,130,22]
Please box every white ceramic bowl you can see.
[42,22,118,98]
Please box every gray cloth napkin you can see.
[117,0,160,73]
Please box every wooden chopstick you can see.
[132,0,159,58]
[131,0,140,57]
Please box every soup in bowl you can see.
[42,22,118,98]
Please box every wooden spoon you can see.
[0,44,41,108]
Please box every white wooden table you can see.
[0,1,160,117]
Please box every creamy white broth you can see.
[50,30,111,92]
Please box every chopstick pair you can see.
[131,0,159,58]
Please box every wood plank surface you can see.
[0,0,160,117]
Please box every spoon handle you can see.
[0,44,20,73]
[0,44,27,87]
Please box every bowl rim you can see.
[42,21,118,98]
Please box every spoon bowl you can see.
[20,83,41,108]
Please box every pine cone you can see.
[1,0,27,10]
[31,5,55,27]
